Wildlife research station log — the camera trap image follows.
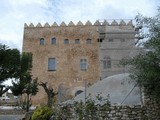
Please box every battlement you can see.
[24,19,133,28]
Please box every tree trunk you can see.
[39,82,58,108]
[26,94,30,112]
[47,95,52,107]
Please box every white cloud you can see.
[0,0,53,50]
[0,0,159,50]
[51,0,159,21]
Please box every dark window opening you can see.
[86,39,92,44]
[40,38,44,45]
[51,38,56,44]
[104,57,111,69]
[75,90,83,96]
[107,58,111,68]
[75,39,80,44]
[64,39,69,44]
[97,38,103,42]
[103,61,107,69]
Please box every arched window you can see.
[40,38,44,45]
[51,37,56,45]
[75,90,83,96]
[64,39,69,44]
[106,57,111,68]
[103,56,111,69]
[86,38,92,44]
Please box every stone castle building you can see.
[22,20,138,104]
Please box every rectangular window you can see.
[48,58,56,71]
[103,61,107,69]
[107,60,111,68]
[64,39,69,44]
[80,59,87,71]
[40,38,44,45]
[51,38,56,44]
[86,39,92,44]
[75,39,80,44]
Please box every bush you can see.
[32,106,53,120]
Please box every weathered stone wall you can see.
[53,103,160,120]
[22,20,139,105]
[96,105,146,120]
[143,94,160,119]
[23,22,100,104]
[1,97,160,119]
[98,20,138,79]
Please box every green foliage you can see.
[24,78,39,96]
[121,8,160,100]
[0,44,21,96]
[19,96,32,111]
[0,44,38,107]
[20,52,32,73]
[11,78,39,112]
[0,44,20,82]
[73,94,110,120]
[52,94,110,120]
[32,106,53,120]
[53,104,72,120]
[10,52,38,112]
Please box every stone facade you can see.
[23,21,100,104]
[22,20,138,104]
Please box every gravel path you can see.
[0,115,24,120]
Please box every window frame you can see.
[86,39,92,44]
[64,39,69,44]
[75,39,80,44]
[106,57,111,68]
[103,60,107,69]
[103,57,111,69]
[48,58,56,71]
[51,37,56,45]
[40,38,45,45]
[80,59,88,71]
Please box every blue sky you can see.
[0,0,159,51]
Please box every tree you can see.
[121,8,160,100]
[0,44,38,111]
[11,52,38,112]
[0,44,20,96]
[39,82,58,107]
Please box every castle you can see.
[22,20,138,104]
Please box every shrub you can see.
[32,106,53,120]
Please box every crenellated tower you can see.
[22,20,138,104]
